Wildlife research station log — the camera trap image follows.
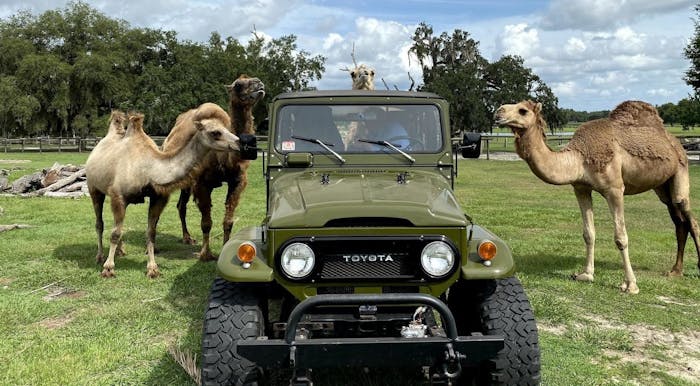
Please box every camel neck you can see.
[515,129,583,186]
[148,134,204,190]
[230,105,254,136]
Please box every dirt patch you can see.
[0,277,15,288]
[41,285,86,301]
[37,312,76,330]
[541,316,700,384]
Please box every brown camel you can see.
[162,75,265,261]
[495,100,700,294]
[86,104,240,278]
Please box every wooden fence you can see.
[1,136,166,153]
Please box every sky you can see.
[0,0,697,111]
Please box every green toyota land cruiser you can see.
[201,90,540,385]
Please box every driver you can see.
[347,108,411,151]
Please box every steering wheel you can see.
[387,135,424,151]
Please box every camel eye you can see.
[518,108,528,116]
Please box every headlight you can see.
[420,241,455,278]
[280,242,315,279]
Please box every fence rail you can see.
[1,136,167,153]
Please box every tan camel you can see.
[86,104,240,277]
[495,100,700,294]
[340,44,375,91]
[162,75,265,261]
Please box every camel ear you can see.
[534,102,543,114]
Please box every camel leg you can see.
[177,188,196,245]
[654,184,688,277]
[145,195,169,278]
[90,189,107,264]
[667,170,700,275]
[223,168,248,244]
[605,189,638,294]
[102,195,126,278]
[194,185,216,261]
[573,186,595,282]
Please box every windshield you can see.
[274,104,443,154]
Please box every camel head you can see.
[494,100,545,136]
[193,103,240,152]
[108,110,127,136]
[349,64,375,90]
[226,74,265,107]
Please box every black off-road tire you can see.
[448,277,541,385]
[201,278,266,386]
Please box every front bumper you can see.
[236,293,503,370]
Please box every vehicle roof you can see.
[272,89,444,101]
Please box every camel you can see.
[494,100,700,294]
[162,75,265,261]
[86,104,240,278]
[340,44,375,91]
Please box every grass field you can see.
[1,151,699,385]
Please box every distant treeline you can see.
[0,1,324,137]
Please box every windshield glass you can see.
[274,104,443,154]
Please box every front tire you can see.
[201,278,266,386]
[448,277,541,385]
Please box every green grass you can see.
[2,152,700,385]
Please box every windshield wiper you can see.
[291,135,345,164]
[358,139,415,164]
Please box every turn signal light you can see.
[478,240,497,261]
[237,242,256,264]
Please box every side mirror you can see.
[460,132,481,159]
[239,134,258,160]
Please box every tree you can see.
[677,97,700,130]
[409,22,561,132]
[0,1,327,136]
[685,4,700,97]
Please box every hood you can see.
[267,170,466,228]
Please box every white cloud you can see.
[564,37,586,56]
[551,81,577,96]
[539,0,695,31]
[496,23,539,58]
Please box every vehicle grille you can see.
[276,236,459,282]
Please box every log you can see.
[44,191,85,198]
[41,162,62,187]
[0,224,32,233]
[11,172,43,194]
[23,168,86,197]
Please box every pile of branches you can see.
[1,162,88,198]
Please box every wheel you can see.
[448,277,541,385]
[201,278,266,386]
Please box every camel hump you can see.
[194,103,231,128]
[108,110,128,135]
[609,100,664,128]
[125,112,146,136]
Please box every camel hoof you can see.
[196,251,218,262]
[666,269,683,277]
[620,282,639,294]
[100,268,115,278]
[146,268,160,278]
[116,247,126,257]
[182,236,197,245]
[572,272,594,282]
[95,254,105,264]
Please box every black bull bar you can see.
[236,293,504,370]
